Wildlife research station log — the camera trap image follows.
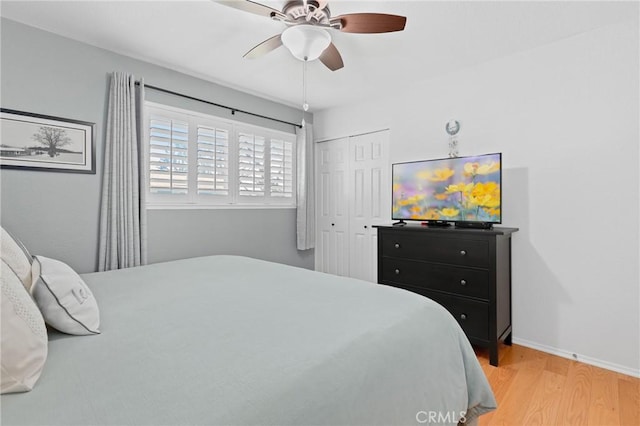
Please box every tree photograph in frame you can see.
[0,108,95,174]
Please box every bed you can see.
[1,255,496,425]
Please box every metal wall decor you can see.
[446,119,460,158]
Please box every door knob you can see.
[364,225,368,229]
[331,223,335,226]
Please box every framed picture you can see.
[0,108,95,174]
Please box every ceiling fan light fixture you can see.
[281,25,331,61]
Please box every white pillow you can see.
[1,227,33,291]
[1,259,48,394]
[31,256,100,336]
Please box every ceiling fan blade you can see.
[333,13,407,34]
[319,43,344,71]
[216,0,286,19]
[243,34,283,59]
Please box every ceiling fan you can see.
[216,0,407,71]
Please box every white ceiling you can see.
[0,1,634,111]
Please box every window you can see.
[145,103,296,208]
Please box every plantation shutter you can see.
[197,125,229,196]
[270,138,294,198]
[148,116,188,194]
[238,132,265,197]
[146,102,296,206]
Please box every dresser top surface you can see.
[374,224,519,236]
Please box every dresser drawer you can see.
[425,290,489,341]
[380,257,489,300]
[380,232,489,268]
[389,284,489,341]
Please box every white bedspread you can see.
[1,256,495,425]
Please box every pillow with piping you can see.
[31,256,100,336]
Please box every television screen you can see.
[392,153,502,225]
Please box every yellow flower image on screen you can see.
[440,208,460,218]
[468,182,500,208]
[425,209,441,220]
[445,182,473,195]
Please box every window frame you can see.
[144,102,297,209]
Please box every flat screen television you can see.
[392,153,502,229]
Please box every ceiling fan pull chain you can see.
[303,59,308,110]
[302,59,309,127]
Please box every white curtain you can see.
[98,72,147,271]
[296,123,315,250]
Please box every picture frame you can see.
[0,108,96,174]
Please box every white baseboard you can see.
[512,337,640,379]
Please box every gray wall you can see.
[148,209,307,265]
[0,18,314,273]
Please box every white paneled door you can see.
[348,131,390,282]
[315,138,349,276]
[315,130,390,282]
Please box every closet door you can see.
[348,130,390,282]
[315,138,349,276]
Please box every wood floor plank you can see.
[617,371,638,382]
[588,374,619,426]
[494,344,525,369]
[488,366,544,425]
[554,362,593,425]
[545,354,571,376]
[521,370,566,425]
[478,366,518,426]
[618,378,640,426]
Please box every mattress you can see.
[1,255,496,425]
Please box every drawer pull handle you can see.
[460,314,467,321]
[394,243,400,249]
[395,269,400,275]
[460,279,467,286]
[460,250,467,256]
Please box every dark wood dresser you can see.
[376,225,518,366]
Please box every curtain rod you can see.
[135,81,302,129]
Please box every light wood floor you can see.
[474,344,640,426]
